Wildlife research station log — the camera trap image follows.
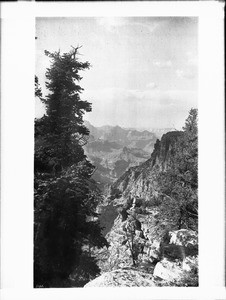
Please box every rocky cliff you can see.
[98,131,183,237]
[109,131,183,203]
[87,129,198,287]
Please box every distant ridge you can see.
[83,121,177,190]
[84,120,175,139]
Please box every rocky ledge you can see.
[87,224,198,287]
[84,268,156,287]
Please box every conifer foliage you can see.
[34,47,108,288]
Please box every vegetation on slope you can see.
[156,108,198,232]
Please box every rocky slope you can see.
[87,130,198,287]
[86,145,150,189]
[109,131,183,202]
[87,213,198,287]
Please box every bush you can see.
[174,268,198,287]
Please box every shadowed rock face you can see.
[160,229,198,261]
[160,244,198,261]
[98,203,119,236]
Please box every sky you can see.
[36,17,198,130]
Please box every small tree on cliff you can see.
[34,47,108,288]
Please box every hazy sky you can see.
[36,17,198,129]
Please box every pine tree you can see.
[34,47,108,288]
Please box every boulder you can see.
[153,258,183,282]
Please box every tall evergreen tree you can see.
[34,47,108,288]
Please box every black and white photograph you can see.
[0,1,225,300]
[34,17,199,288]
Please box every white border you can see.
[1,2,225,300]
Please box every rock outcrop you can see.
[153,255,198,286]
[153,229,198,283]
[84,268,156,287]
[153,258,183,282]
[109,131,183,202]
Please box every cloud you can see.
[153,60,172,68]
[175,51,197,79]
[83,87,197,129]
[83,86,197,129]
[132,21,159,33]
[97,18,127,32]
[146,82,157,89]
[176,68,196,79]
[185,51,198,66]
[83,87,197,108]
[187,57,198,66]
[96,17,159,33]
